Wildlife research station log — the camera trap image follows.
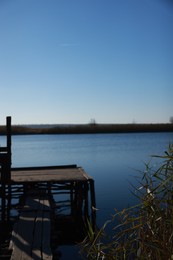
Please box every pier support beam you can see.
[89,179,96,230]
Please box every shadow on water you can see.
[50,183,96,260]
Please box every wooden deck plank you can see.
[32,210,43,259]
[10,169,91,183]
[11,169,81,177]
[10,211,35,260]
[42,212,52,260]
[10,196,52,260]
[20,212,35,260]
[0,166,93,185]
[41,198,52,260]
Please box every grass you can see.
[81,143,173,259]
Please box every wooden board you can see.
[10,196,52,260]
[9,167,92,183]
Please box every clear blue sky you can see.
[0,0,173,125]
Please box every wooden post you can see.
[70,183,75,215]
[0,117,12,221]
[89,179,96,230]
[84,182,89,219]
[6,116,11,181]
[1,182,6,222]
[6,117,12,221]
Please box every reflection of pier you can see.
[0,117,96,259]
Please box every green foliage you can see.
[81,144,173,259]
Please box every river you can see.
[0,132,173,259]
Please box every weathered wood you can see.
[32,210,43,259]
[0,117,96,258]
[10,211,35,260]
[89,179,96,230]
[0,116,12,182]
[9,167,92,183]
[10,195,52,260]
[0,117,12,221]
[0,147,8,152]
[42,212,51,260]
[6,116,12,164]
[0,164,95,228]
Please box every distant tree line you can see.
[0,123,173,135]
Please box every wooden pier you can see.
[0,117,96,259]
[9,192,52,259]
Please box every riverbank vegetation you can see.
[0,123,173,135]
[81,144,173,259]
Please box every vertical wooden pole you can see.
[1,163,6,222]
[70,183,74,216]
[6,116,11,180]
[89,179,96,230]
[6,117,12,221]
[0,117,12,221]
[1,185,6,221]
[84,182,89,219]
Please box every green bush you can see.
[81,144,173,259]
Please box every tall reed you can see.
[81,144,173,259]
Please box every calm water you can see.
[1,132,173,221]
[1,132,173,259]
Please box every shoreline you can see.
[0,123,173,135]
